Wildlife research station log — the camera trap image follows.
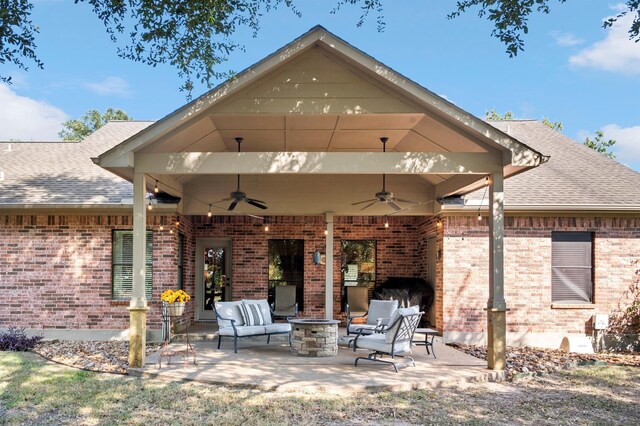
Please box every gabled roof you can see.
[0,121,152,207]
[96,25,544,171]
[462,120,640,211]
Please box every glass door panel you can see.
[196,238,231,321]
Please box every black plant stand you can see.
[158,302,197,368]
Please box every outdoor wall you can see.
[442,216,640,347]
[187,215,425,320]
[0,213,182,337]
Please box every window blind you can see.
[112,230,153,300]
[551,232,593,303]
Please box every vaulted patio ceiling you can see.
[96,26,545,217]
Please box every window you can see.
[552,232,593,304]
[268,240,304,310]
[177,233,185,290]
[341,240,376,287]
[112,230,153,300]
[341,240,376,311]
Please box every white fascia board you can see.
[441,204,640,214]
[134,151,502,175]
[0,203,179,212]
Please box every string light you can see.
[264,217,269,232]
[147,199,153,211]
[207,205,212,218]
[324,229,328,236]
[154,180,159,193]
[436,218,442,227]
[384,216,389,228]
[175,219,180,226]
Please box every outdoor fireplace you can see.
[374,277,434,324]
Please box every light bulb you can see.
[384,216,389,228]
[324,229,328,235]
[159,225,164,231]
[169,229,174,234]
[175,220,180,226]
[154,181,159,193]
[264,225,269,232]
[477,213,482,221]
[207,205,212,217]
[147,203,153,211]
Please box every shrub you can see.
[0,327,43,351]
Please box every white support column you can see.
[488,172,505,310]
[129,171,148,368]
[325,213,334,320]
[132,172,148,309]
[486,171,507,371]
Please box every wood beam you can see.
[134,152,502,175]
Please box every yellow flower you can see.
[161,289,189,303]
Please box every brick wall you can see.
[0,213,181,331]
[187,215,425,320]
[442,216,640,336]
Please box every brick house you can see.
[1,27,638,367]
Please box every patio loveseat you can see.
[214,300,291,353]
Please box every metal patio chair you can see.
[271,285,298,320]
[353,307,423,372]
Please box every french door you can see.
[196,238,232,321]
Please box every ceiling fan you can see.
[351,137,418,212]
[216,137,268,211]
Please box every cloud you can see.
[600,123,640,166]
[569,12,640,74]
[0,84,68,140]
[550,31,584,47]
[84,76,132,96]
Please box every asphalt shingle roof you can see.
[1,119,638,210]
[0,121,152,205]
[470,120,640,208]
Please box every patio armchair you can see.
[347,295,398,336]
[271,285,298,320]
[352,306,423,372]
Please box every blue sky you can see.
[1,0,639,170]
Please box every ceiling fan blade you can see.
[394,198,418,204]
[352,199,377,206]
[387,200,403,211]
[228,200,239,211]
[247,199,268,210]
[359,201,377,211]
[247,197,266,205]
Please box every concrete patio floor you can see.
[130,327,504,393]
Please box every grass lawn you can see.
[1,351,638,425]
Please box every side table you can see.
[413,327,438,359]
[158,302,197,368]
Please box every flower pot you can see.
[167,302,186,317]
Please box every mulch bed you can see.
[33,341,160,374]
[451,344,640,380]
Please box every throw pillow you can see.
[241,302,266,326]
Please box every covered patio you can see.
[94,26,545,371]
[132,328,500,392]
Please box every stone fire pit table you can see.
[289,319,340,357]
